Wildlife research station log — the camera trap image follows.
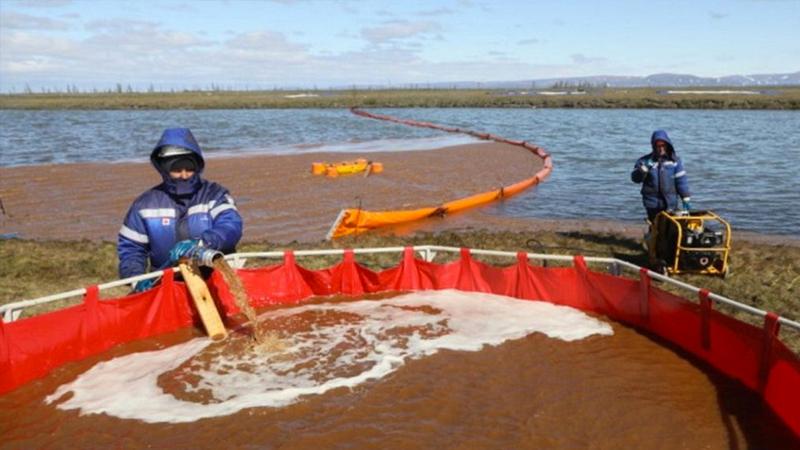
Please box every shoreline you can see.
[3,213,795,248]
[2,87,799,110]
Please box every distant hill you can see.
[416,71,800,89]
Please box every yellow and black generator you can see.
[648,210,731,277]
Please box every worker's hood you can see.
[650,129,676,160]
[150,128,205,196]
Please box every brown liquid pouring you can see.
[212,258,286,351]
[212,258,264,344]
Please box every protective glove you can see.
[169,239,201,264]
[133,278,157,293]
[640,158,657,173]
[682,198,692,211]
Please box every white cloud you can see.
[4,58,63,74]
[1,20,218,85]
[571,53,607,64]
[0,3,628,91]
[361,20,442,44]
[415,8,455,17]
[0,15,621,91]
[224,31,304,51]
[82,19,215,50]
[338,1,360,15]
[221,31,309,65]
[0,10,70,30]
[11,0,73,7]
[84,18,158,33]
[0,30,77,61]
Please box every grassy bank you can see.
[2,230,798,350]
[2,87,800,109]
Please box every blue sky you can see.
[0,0,798,92]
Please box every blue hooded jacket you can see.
[117,128,243,278]
[631,130,691,213]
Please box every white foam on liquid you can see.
[46,290,612,423]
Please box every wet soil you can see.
[0,315,795,449]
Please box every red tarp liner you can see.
[1,250,798,439]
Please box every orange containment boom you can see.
[326,108,553,239]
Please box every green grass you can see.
[2,87,800,109]
[2,230,798,351]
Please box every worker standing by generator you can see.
[631,129,692,222]
[631,130,731,277]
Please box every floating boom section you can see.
[1,249,798,441]
[326,109,553,239]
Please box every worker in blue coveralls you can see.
[118,128,243,291]
[631,129,691,223]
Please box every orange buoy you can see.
[311,162,326,175]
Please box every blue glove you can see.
[169,239,201,264]
[682,199,692,211]
[133,278,157,292]
[640,158,657,173]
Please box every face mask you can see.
[171,174,199,196]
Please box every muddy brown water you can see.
[0,142,544,243]
[0,299,795,450]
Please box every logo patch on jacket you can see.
[162,218,171,226]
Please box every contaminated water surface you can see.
[1,108,798,236]
[0,290,795,449]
